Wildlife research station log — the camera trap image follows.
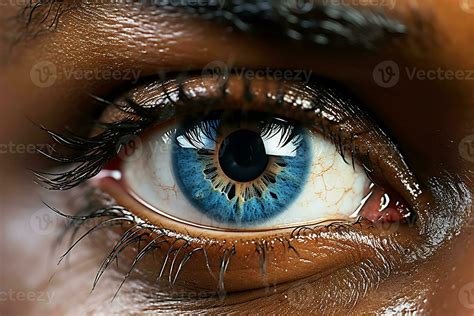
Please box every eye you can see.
[124,111,371,229]
[109,74,416,233]
[39,72,421,295]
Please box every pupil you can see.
[218,129,269,182]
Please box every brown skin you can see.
[1,0,474,315]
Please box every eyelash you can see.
[34,108,151,190]
[33,74,378,191]
[177,112,304,152]
[49,181,360,299]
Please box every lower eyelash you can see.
[48,185,248,298]
[33,76,368,191]
[49,183,359,300]
[49,195,221,298]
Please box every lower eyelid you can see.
[88,176,421,295]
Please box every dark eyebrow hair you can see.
[11,0,408,52]
[179,0,407,50]
[5,0,74,48]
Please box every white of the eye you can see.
[259,133,370,227]
[176,134,215,150]
[176,120,218,150]
[261,123,300,157]
[176,121,300,157]
[123,125,371,229]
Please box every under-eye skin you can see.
[39,71,462,302]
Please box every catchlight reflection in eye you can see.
[123,111,371,230]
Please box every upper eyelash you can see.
[177,113,304,150]
[260,120,304,148]
[177,118,220,148]
[33,119,150,190]
[32,93,165,190]
[33,73,377,191]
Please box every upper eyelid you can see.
[35,72,423,213]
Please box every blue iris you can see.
[172,120,311,225]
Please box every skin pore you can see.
[1,0,474,315]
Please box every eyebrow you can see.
[176,0,408,50]
[8,0,74,47]
[15,0,408,51]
